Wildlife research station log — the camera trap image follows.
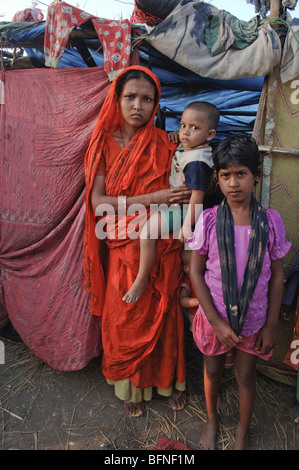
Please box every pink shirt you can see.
[188,206,291,336]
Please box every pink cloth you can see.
[193,306,272,360]
[12,8,44,23]
[44,2,132,80]
[188,206,291,338]
[0,67,110,370]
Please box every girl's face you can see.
[118,78,156,131]
[217,164,257,204]
[179,108,216,150]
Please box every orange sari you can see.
[84,66,186,392]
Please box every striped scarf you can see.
[216,196,269,336]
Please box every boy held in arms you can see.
[123,101,220,303]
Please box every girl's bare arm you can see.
[255,258,284,355]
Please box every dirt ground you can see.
[0,329,298,452]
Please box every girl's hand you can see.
[255,324,276,355]
[212,317,242,349]
[168,131,179,143]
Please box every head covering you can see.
[84,65,162,197]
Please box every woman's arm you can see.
[190,250,242,348]
[91,175,191,213]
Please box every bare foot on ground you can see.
[169,392,187,411]
[198,416,219,450]
[124,401,144,417]
[234,425,249,450]
[122,277,149,303]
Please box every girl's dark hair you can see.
[115,69,159,106]
[213,134,262,178]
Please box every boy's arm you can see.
[180,286,199,308]
[181,189,205,241]
[255,258,284,355]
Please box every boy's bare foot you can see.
[198,416,219,450]
[216,394,227,414]
[124,401,144,417]
[169,392,187,411]
[122,277,149,303]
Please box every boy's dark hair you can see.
[213,134,262,179]
[185,101,220,130]
[115,69,159,106]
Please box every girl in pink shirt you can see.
[188,134,291,450]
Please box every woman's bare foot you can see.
[198,415,219,450]
[169,392,187,411]
[234,425,249,450]
[124,401,144,417]
[122,276,149,303]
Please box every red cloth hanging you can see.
[44,2,132,80]
[0,67,110,370]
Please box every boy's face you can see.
[179,108,216,150]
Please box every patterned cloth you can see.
[44,2,131,80]
[130,1,163,26]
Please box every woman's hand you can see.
[170,184,191,204]
[151,184,191,206]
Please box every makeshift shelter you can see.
[0,1,298,380]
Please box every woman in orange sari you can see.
[84,66,189,416]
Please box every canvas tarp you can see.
[145,1,298,82]
[0,67,110,370]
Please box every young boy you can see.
[123,101,219,303]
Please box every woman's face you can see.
[118,77,156,130]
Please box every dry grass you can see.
[0,339,298,450]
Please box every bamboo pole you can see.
[261,0,282,208]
